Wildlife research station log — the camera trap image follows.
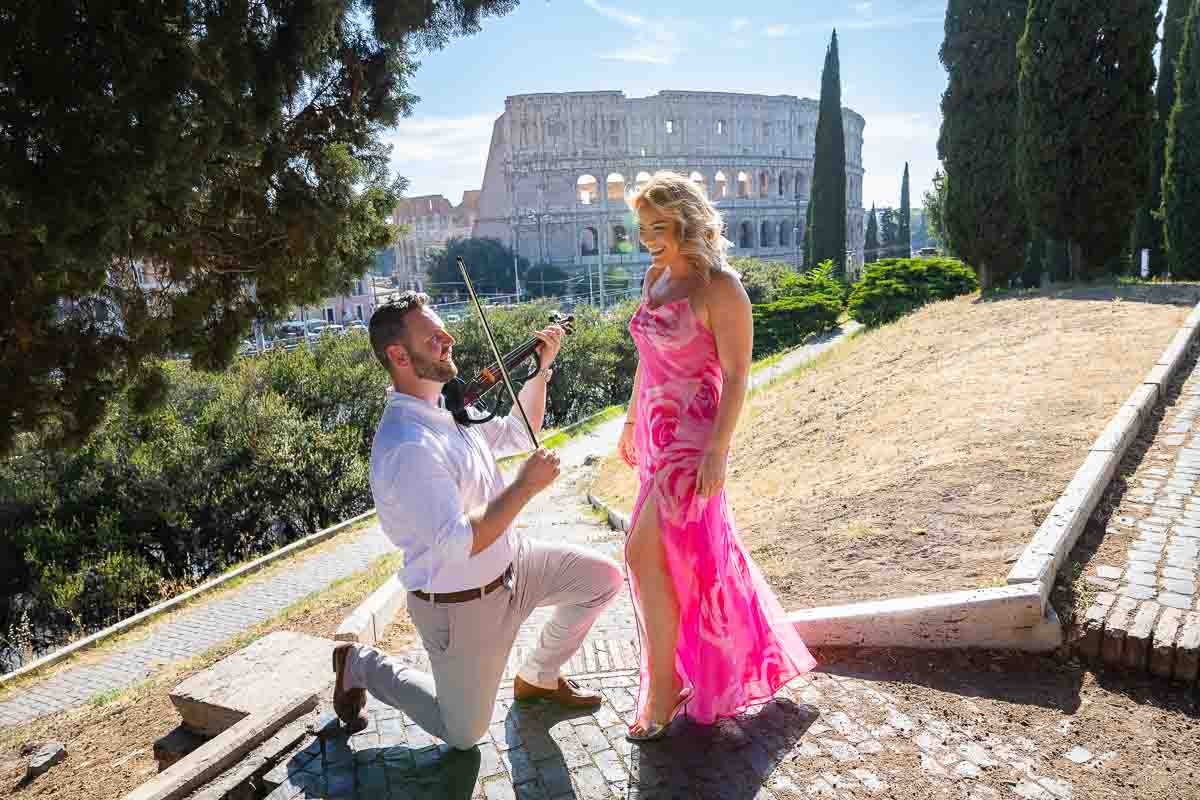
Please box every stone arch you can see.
[577,174,598,205]
[778,221,790,247]
[779,171,790,197]
[738,220,754,249]
[716,119,726,135]
[581,227,599,256]
[635,171,652,192]
[737,171,751,198]
[795,172,809,199]
[760,220,773,247]
[606,173,626,202]
[758,171,770,198]
[714,171,728,199]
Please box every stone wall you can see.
[392,192,480,291]
[472,91,867,284]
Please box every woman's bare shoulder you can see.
[702,268,749,306]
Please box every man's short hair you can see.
[369,291,429,369]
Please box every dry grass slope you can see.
[592,283,1200,609]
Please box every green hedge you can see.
[749,260,845,358]
[847,257,979,327]
[0,300,639,670]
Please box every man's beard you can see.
[411,351,457,383]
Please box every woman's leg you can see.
[625,489,683,725]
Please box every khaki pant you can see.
[344,537,622,749]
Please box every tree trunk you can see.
[978,261,993,292]
[1068,240,1084,281]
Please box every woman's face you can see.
[637,203,684,268]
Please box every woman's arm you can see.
[697,273,753,496]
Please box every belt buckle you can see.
[502,565,514,592]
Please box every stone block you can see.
[26,742,66,780]
[1175,612,1200,683]
[789,583,1053,651]
[1100,597,1139,666]
[170,632,337,737]
[1095,566,1123,580]
[1091,404,1143,456]
[1150,607,1184,679]
[1122,602,1161,671]
[335,575,406,646]
[1145,364,1174,391]
[1075,597,1114,661]
[1123,383,1159,419]
[1160,593,1193,610]
[1157,328,1196,373]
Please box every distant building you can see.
[471,90,867,280]
[392,191,481,291]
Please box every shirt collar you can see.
[385,386,455,425]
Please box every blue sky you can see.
[382,0,952,212]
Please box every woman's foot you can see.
[627,685,692,742]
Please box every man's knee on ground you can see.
[443,719,488,751]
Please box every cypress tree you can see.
[898,163,912,257]
[1164,0,1200,279]
[1136,0,1190,277]
[804,200,815,267]
[811,30,848,279]
[938,0,1029,290]
[864,204,881,262]
[1017,0,1159,279]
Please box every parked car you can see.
[916,247,940,258]
[323,324,345,337]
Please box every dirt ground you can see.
[802,646,1200,800]
[591,284,1200,609]
[0,564,416,800]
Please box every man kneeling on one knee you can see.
[331,292,623,750]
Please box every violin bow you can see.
[455,256,540,449]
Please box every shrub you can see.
[748,262,846,359]
[730,257,800,304]
[0,299,643,669]
[848,257,979,327]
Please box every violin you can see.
[441,311,575,426]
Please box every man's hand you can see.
[532,324,565,369]
[515,448,560,496]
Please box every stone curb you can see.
[0,509,379,688]
[334,574,406,646]
[585,491,1058,650]
[1007,299,1200,609]
[124,694,317,800]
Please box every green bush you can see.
[730,257,800,304]
[749,261,845,358]
[0,300,641,669]
[848,257,978,327]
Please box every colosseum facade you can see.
[472,90,866,288]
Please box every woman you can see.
[619,171,817,742]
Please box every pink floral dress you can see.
[627,292,817,725]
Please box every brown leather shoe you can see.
[331,643,368,733]
[513,675,602,708]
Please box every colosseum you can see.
[471,90,866,291]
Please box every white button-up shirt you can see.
[370,388,535,593]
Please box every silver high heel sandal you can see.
[625,687,693,743]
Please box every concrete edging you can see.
[335,574,407,646]
[0,510,379,688]
[1006,299,1200,609]
[124,694,317,800]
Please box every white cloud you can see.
[731,17,750,33]
[583,0,684,65]
[764,24,792,39]
[383,114,498,199]
[852,1,874,15]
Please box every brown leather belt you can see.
[411,565,512,604]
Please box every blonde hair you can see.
[630,171,730,280]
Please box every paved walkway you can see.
[0,323,860,730]
[0,530,395,728]
[1075,352,1200,680]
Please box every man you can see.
[331,291,623,750]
